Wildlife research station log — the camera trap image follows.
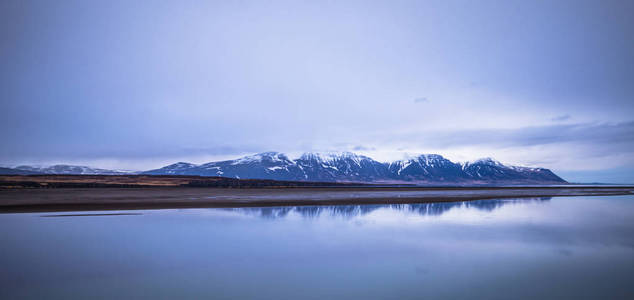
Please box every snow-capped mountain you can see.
[142,152,567,184]
[144,151,391,182]
[462,158,565,182]
[144,152,305,180]
[11,165,135,175]
[196,152,304,180]
[295,152,390,182]
[1,152,566,184]
[387,154,464,181]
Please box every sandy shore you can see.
[1,186,633,213]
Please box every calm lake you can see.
[2,195,634,299]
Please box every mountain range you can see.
[1,152,567,184]
[145,152,566,184]
[5,165,134,175]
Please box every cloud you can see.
[352,145,375,151]
[364,121,634,171]
[551,114,571,122]
[382,121,634,150]
[413,97,429,103]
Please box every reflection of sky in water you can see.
[1,196,634,299]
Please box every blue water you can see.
[1,196,634,299]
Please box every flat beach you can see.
[2,185,633,213]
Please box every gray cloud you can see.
[551,114,571,122]
[389,121,634,151]
[352,145,376,151]
[413,97,429,103]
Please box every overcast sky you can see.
[1,0,633,183]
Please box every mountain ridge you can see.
[143,152,567,184]
[1,152,567,184]
[12,165,135,175]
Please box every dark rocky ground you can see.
[0,176,631,213]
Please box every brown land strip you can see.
[1,185,632,213]
[0,174,368,189]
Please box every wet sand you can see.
[1,186,633,213]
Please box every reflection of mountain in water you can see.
[229,197,552,219]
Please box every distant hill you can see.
[143,152,567,184]
[8,165,135,175]
[0,167,42,175]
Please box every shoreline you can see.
[1,186,633,213]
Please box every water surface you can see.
[1,196,633,299]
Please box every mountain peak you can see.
[418,153,445,159]
[168,162,198,168]
[397,153,447,162]
[301,151,357,157]
[257,151,283,156]
[231,152,292,165]
[469,157,504,166]
[173,162,197,166]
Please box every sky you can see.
[1,0,633,183]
